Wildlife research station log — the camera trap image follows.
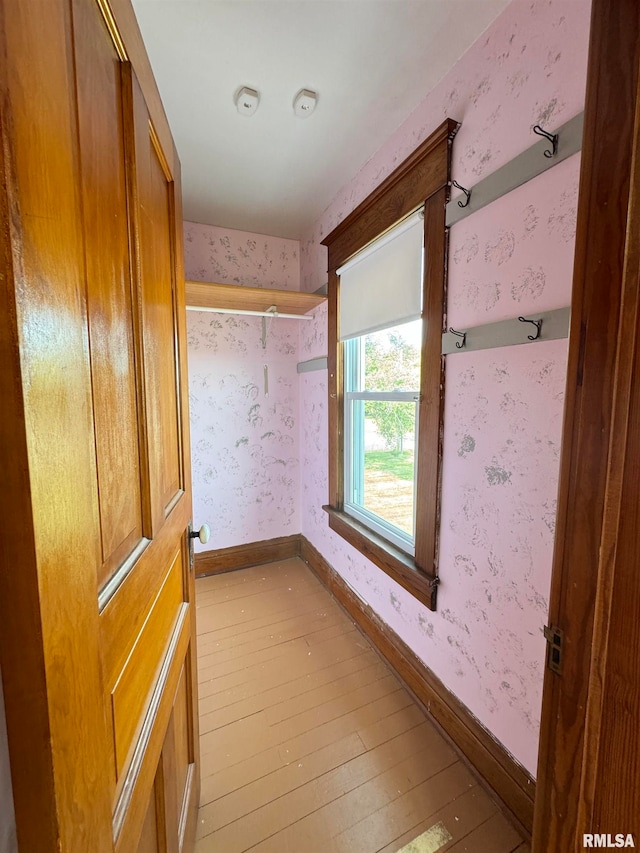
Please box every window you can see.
[344,319,422,554]
[338,207,424,555]
[322,118,457,611]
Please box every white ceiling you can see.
[132,0,508,239]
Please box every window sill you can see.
[322,505,439,610]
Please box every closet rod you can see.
[185,305,314,320]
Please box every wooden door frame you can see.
[533,0,640,848]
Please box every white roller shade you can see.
[337,209,424,341]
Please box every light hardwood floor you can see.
[194,557,530,853]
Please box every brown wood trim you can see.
[327,269,342,509]
[533,1,640,849]
[299,535,535,837]
[194,534,301,577]
[414,187,447,577]
[322,118,459,271]
[324,506,437,610]
[324,130,452,604]
[580,95,640,835]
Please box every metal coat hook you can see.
[449,327,467,349]
[533,124,559,158]
[452,180,472,208]
[518,316,543,341]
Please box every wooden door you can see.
[0,0,199,851]
[533,0,640,849]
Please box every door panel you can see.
[73,0,146,591]
[155,666,195,853]
[114,604,192,853]
[135,96,184,530]
[111,549,183,778]
[137,785,161,853]
[100,507,190,692]
[172,667,192,823]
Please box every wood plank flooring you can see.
[194,557,529,853]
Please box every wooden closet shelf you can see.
[185,280,326,316]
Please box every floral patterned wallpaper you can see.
[185,222,301,551]
[298,0,591,776]
[184,0,591,779]
[300,1,590,296]
[184,221,299,290]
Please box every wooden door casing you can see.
[0,0,199,851]
[580,82,640,832]
[533,0,640,848]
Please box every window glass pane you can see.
[348,399,416,539]
[362,319,421,392]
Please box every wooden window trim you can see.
[321,118,458,611]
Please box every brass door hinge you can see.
[543,624,563,675]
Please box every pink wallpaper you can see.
[300,0,590,295]
[185,222,301,551]
[184,221,299,290]
[298,0,591,776]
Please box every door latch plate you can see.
[543,624,563,674]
